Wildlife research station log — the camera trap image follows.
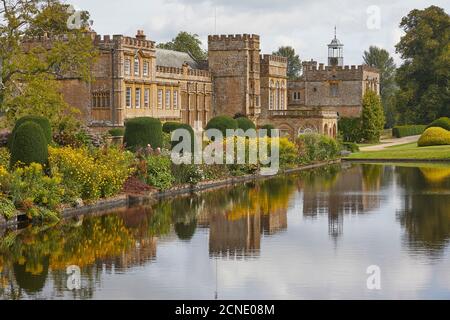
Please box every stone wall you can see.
[208,34,261,120]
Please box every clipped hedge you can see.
[427,117,450,131]
[169,123,195,151]
[108,128,125,137]
[418,127,450,147]
[258,124,276,137]
[11,115,52,146]
[10,121,48,168]
[163,121,182,134]
[236,117,256,132]
[392,125,427,138]
[205,116,238,136]
[124,117,163,151]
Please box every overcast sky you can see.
[67,0,449,66]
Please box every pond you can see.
[1,163,450,300]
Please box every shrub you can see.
[279,138,299,168]
[338,118,363,142]
[205,116,238,136]
[124,117,163,151]
[171,163,205,185]
[0,197,16,220]
[142,155,175,191]
[392,125,427,138]
[10,121,48,169]
[297,134,340,163]
[361,90,385,142]
[427,117,450,131]
[11,115,52,145]
[0,163,63,221]
[48,146,134,201]
[108,128,125,137]
[236,117,256,132]
[0,148,10,168]
[418,127,450,147]
[342,142,360,153]
[162,122,182,133]
[258,124,276,137]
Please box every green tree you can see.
[394,6,450,124]
[157,31,206,61]
[272,46,302,80]
[362,90,385,142]
[363,46,398,128]
[0,0,97,126]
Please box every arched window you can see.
[281,82,286,110]
[324,124,329,136]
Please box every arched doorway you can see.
[324,124,329,137]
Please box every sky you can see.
[67,0,449,66]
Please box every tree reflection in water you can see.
[1,163,450,298]
[396,165,450,255]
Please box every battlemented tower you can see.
[208,34,261,121]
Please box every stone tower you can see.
[208,34,261,121]
[328,27,344,67]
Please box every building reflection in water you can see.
[299,164,388,239]
[2,163,450,298]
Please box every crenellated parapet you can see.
[208,34,260,51]
[260,54,288,65]
[208,34,260,42]
[94,33,155,49]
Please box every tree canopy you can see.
[157,31,207,61]
[394,5,450,124]
[272,46,302,80]
[0,0,97,126]
[363,46,397,128]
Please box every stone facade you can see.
[208,34,261,122]
[30,30,379,139]
[288,60,380,118]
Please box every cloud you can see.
[68,0,450,65]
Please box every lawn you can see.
[346,143,450,160]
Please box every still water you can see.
[1,163,450,300]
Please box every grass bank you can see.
[346,142,450,161]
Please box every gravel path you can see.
[360,135,421,152]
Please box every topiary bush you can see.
[427,117,450,131]
[170,123,195,151]
[236,117,256,132]
[108,128,125,137]
[418,127,450,147]
[392,125,427,138]
[258,124,276,137]
[11,115,52,146]
[124,117,163,151]
[205,115,238,136]
[10,121,48,168]
[162,122,182,134]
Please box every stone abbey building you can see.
[43,29,380,138]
